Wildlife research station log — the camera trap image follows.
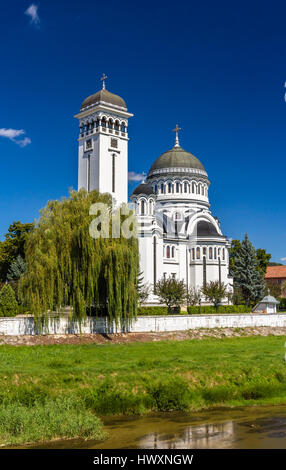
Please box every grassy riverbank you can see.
[1,335,286,445]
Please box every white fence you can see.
[1,313,286,336]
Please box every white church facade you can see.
[75,77,233,303]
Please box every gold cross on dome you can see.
[173,124,182,147]
[100,73,108,90]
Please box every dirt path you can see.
[0,326,286,346]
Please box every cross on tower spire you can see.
[173,124,182,147]
[142,171,146,183]
[100,73,108,90]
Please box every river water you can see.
[29,405,286,449]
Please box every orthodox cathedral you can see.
[75,77,233,303]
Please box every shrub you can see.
[0,284,18,317]
[137,306,168,316]
[79,380,150,415]
[146,377,191,411]
[155,277,186,313]
[202,385,236,403]
[187,305,246,314]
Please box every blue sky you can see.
[0,0,286,262]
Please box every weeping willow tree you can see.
[19,190,139,326]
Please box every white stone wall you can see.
[1,314,286,336]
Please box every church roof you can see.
[81,89,127,111]
[132,182,154,196]
[148,146,206,177]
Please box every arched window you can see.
[121,122,126,133]
[203,247,207,256]
[192,248,195,260]
[161,183,164,194]
[166,246,170,258]
[141,200,145,215]
[176,182,180,193]
[196,247,200,259]
[222,248,225,260]
[168,183,172,193]
[114,120,120,131]
[96,118,100,128]
[184,182,188,193]
[192,182,195,193]
[198,184,201,194]
[108,119,113,130]
[201,186,204,196]
[172,246,175,258]
[214,247,217,259]
[101,117,106,128]
[154,184,157,194]
[209,247,213,260]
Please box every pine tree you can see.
[7,255,26,281]
[0,284,18,317]
[232,234,265,308]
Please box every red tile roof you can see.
[265,266,286,279]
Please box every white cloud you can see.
[281,257,286,262]
[25,4,40,26]
[128,171,143,182]
[0,128,31,147]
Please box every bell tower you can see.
[74,75,133,205]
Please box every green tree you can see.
[186,286,201,306]
[7,255,26,281]
[0,221,34,282]
[201,281,227,308]
[0,284,18,317]
[19,190,139,326]
[136,271,150,305]
[256,248,271,275]
[231,234,265,308]
[155,277,186,313]
[229,239,241,277]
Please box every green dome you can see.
[148,146,206,177]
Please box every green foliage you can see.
[137,306,168,315]
[231,234,265,307]
[0,221,34,282]
[230,239,271,278]
[256,248,272,275]
[0,396,103,446]
[265,280,282,299]
[187,304,247,314]
[7,255,26,281]
[146,377,191,411]
[186,286,201,306]
[79,380,151,415]
[155,277,186,313]
[19,190,139,326]
[136,271,150,305]
[201,280,227,307]
[0,284,18,317]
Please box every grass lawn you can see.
[1,335,286,445]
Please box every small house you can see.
[252,290,280,314]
